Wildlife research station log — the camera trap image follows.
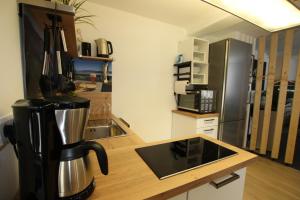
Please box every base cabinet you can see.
[172,112,218,139]
[168,192,188,200]
[168,168,246,200]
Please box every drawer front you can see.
[167,192,187,200]
[188,168,246,200]
[197,126,218,139]
[197,117,218,128]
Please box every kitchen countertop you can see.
[88,115,257,200]
[172,110,219,119]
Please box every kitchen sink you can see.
[84,119,127,140]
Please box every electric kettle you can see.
[95,38,113,57]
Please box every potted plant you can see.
[55,0,95,26]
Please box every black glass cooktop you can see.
[135,137,237,179]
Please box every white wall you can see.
[0,1,23,200]
[78,2,186,142]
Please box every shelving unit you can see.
[177,38,209,85]
[173,61,208,85]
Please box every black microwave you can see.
[177,90,217,114]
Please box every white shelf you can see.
[193,61,208,65]
[178,37,209,85]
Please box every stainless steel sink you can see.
[84,119,127,140]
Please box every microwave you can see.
[177,90,217,114]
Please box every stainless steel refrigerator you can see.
[208,39,252,147]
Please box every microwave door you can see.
[178,94,199,112]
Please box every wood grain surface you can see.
[91,122,257,200]
[259,33,278,154]
[285,49,300,164]
[271,29,294,159]
[250,36,266,151]
[244,156,300,200]
[77,92,111,121]
[172,110,219,119]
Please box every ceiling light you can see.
[202,0,300,32]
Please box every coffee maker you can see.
[5,96,108,200]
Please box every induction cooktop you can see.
[135,137,237,179]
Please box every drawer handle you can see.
[204,119,215,122]
[204,129,214,132]
[210,173,240,189]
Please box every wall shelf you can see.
[176,38,209,85]
[174,61,192,68]
[78,55,113,62]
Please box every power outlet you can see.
[0,113,13,148]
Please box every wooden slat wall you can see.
[271,30,294,159]
[250,36,266,151]
[259,33,278,154]
[285,50,300,164]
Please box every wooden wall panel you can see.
[271,29,294,159]
[285,50,300,164]
[77,92,112,122]
[259,33,278,154]
[250,37,266,151]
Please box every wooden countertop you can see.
[89,116,257,200]
[172,110,219,119]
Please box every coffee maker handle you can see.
[84,141,109,175]
[3,123,19,158]
[107,41,113,55]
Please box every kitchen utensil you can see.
[81,42,91,56]
[95,38,113,57]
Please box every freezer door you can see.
[219,120,245,148]
[223,39,252,122]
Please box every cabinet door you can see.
[168,192,188,200]
[172,113,197,138]
[188,168,246,200]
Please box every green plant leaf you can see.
[74,0,88,11]
[75,15,95,21]
[76,19,96,28]
[54,0,95,27]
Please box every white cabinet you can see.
[177,38,209,85]
[172,111,219,139]
[167,168,246,200]
[168,192,188,200]
[188,168,246,200]
[178,38,209,64]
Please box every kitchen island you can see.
[89,116,257,200]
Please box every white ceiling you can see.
[89,0,237,33]
[89,0,270,37]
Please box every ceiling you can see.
[89,0,239,34]
[89,0,271,38]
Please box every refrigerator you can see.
[208,39,252,147]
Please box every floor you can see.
[243,156,300,200]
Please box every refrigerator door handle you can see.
[220,40,230,123]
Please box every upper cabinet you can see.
[177,38,209,85]
[178,38,209,64]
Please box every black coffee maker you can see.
[5,96,108,200]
